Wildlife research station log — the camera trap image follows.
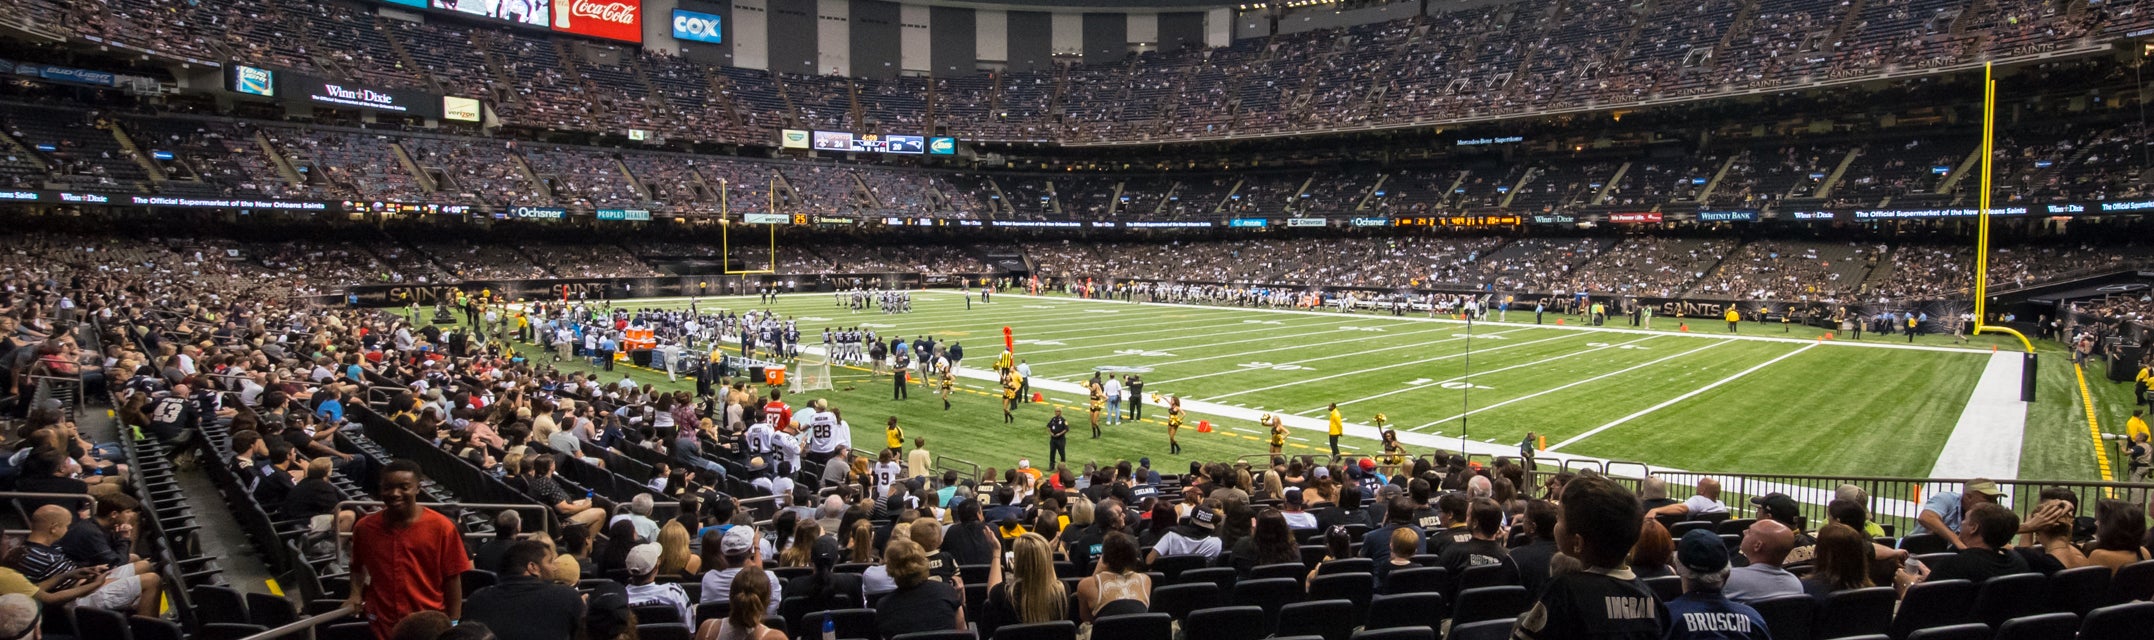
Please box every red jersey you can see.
[352,508,472,638]
[764,400,792,429]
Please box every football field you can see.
[502,290,2128,482]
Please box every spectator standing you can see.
[349,460,470,638]
[1665,530,1771,639]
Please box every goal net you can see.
[790,357,833,393]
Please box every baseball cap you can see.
[1359,458,1377,471]
[1376,484,1403,500]
[1311,466,1330,480]
[584,582,634,640]
[1188,507,1218,530]
[1965,479,2005,499]
[624,542,663,576]
[1750,493,1801,523]
[721,525,757,556]
[811,536,843,567]
[1283,487,1304,507]
[1676,529,1729,573]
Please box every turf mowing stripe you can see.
[1196,331,1582,402]
[1300,334,1662,415]
[1020,315,1376,361]
[1401,339,1735,431]
[1148,326,1538,386]
[2073,363,2117,483]
[1547,343,1816,451]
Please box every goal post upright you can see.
[1970,61,2033,355]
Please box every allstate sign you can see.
[672,10,723,44]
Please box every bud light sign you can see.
[554,0,643,43]
[671,9,722,44]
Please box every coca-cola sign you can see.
[552,0,642,43]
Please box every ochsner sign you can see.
[554,0,644,43]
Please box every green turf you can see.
[468,290,2116,480]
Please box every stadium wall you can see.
[767,0,817,74]
[930,6,975,74]
[849,0,900,78]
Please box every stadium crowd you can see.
[2,226,2150,640]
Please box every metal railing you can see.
[1611,471,2154,537]
[238,603,361,640]
[330,501,551,567]
[0,491,101,534]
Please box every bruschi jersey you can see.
[1511,567,1667,640]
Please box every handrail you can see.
[332,500,552,566]
[0,491,111,534]
[237,602,361,640]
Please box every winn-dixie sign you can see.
[284,75,441,118]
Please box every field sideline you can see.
[490,289,2126,481]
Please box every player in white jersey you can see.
[871,450,902,498]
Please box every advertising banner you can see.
[430,0,549,26]
[1125,221,1212,228]
[14,63,116,87]
[1608,212,1663,224]
[1226,218,1268,228]
[780,130,812,149]
[284,74,442,118]
[1531,214,1578,224]
[1350,217,1390,227]
[671,9,723,43]
[442,96,482,122]
[928,137,957,155]
[554,0,644,43]
[596,208,652,221]
[231,65,276,97]
[1695,210,1757,222]
[811,131,854,151]
[742,213,790,224]
[505,206,567,220]
[1286,217,1327,227]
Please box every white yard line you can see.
[1197,332,1583,402]
[1299,334,1662,415]
[1406,340,1734,431]
[986,292,1994,354]
[1138,325,1525,385]
[1020,316,1377,361]
[1927,352,2031,478]
[1547,343,1817,451]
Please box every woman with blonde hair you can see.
[658,520,701,577]
[778,520,823,568]
[1259,470,1285,502]
[980,533,1066,638]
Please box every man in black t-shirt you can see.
[1436,498,1517,597]
[1425,492,1474,557]
[1513,476,1667,640]
[1922,503,2031,584]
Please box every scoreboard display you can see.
[1393,215,1522,227]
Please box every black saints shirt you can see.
[1511,566,1668,640]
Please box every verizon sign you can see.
[554,0,643,43]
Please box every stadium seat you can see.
[1746,593,1816,640]
[1382,567,1447,595]
[1230,577,1304,629]
[245,592,299,629]
[1456,564,1519,591]
[1898,534,1950,555]
[1318,558,1374,575]
[1814,587,1896,640]
[1146,583,1220,619]
[192,584,251,626]
[1249,562,1307,583]
[1669,521,1717,538]
[1364,592,1444,631]
[991,620,1075,640]
[1888,579,1976,640]
[463,568,499,596]
[1348,629,1433,640]
[2109,559,2154,603]
[74,607,131,640]
[1152,555,1210,581]
[1088,612,1170,640]
[2049,565,2113,615]
[1903,624,1989,640]
[321,619,374,640]
[197,623,270,640]
[639,622,695,640]
[892,631,978,640]
[1972,572,2046,627]
[1716,519,1759,535]
[801,608,877,640]
[1993,612,2078,640]
[635,604,686,624]
[1093,598,1149,619]
[1179,567,1238,592]
[1452,586,1531,626]
[1307,572,1374,620]
[1446,619,1514,640]
[2079,601,2154,640]
[1643,575,1681,603]
[1185,606,1269,640]
[1272,600,1355,640]
[697,601,731,623]
[128,616,184,640]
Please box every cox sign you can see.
[672,9,723,44]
